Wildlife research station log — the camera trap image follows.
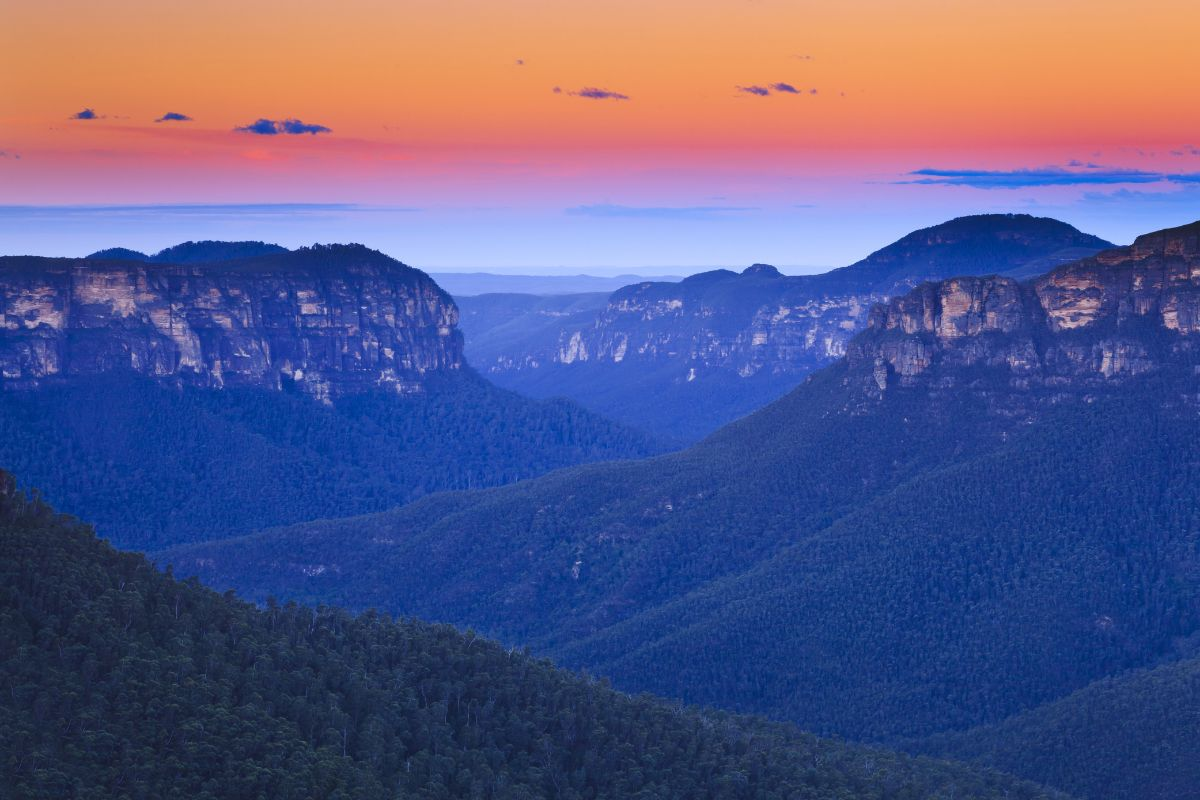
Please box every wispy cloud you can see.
[0,151,20,160]
[155,112,192,123]
[569,87,630,101]
[1079,185,1200,207]
[234,118,332,135]
[900,166,1200,189]
[566,204,757,219]
[740,83,815,97]
[71,108,101,120]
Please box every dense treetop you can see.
[0,372,664,551]
[0,473,1057,799]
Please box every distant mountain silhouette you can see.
[87,239,289,263]
[465,214,1114,440]
[165,222,1200,800]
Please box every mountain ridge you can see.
[162,220,1200,790]
[911,652,1200,800]
[0,470,1059,799]
[1,244,460,402]
[854,218,1200,400]
[86,239,289,263]
[465,214,1114,439]
[0,244,667,551]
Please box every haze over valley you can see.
[4,1,1200,797]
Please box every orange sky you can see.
[2,0,1199,267]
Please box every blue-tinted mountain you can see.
[5,244,459,399]
[87,239,289,264]
[913,653,1200,800]
[0,473,1056,799]
[164,222,1200,798]
[84,246,151,261]
[468,214,1113,440]
[0,245,663,550]
[813,213,1112,294]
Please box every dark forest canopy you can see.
[0,372,664,551]
[0,474,1058,799]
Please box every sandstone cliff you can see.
[542,264,876,379]
[851,221,1200,397]
[472,214,1111,384]
[462,214,1114,440]
[0,244,462,400]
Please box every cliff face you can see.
[545,265,876,380]
[458,215,1113,441]
[852,221,1200,396]
[471,215,1111,384]
[0,244,462,400]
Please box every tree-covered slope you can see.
[164,222,1200,765]
[0,473,1058,800]
[0,371,663,552]
[86,239,289,263]
[159,363,1010,644]
[815,213,1112,294]
[913,655,1200,800]
[162,368,1200,745]
[551,383,1200,740]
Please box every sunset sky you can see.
[3,0,1199,271]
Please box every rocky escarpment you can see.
[852,221,1200,398]
[474,215,1111,384]
[0,244,462,400]
[460,215,1113,440]
[546,264,876,380]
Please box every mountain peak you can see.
[824,214,1114,295]
[742,263,781,277]
[85,247,150,262]
[87,240,290,264]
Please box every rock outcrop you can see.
[852,221,1200,395]
[0,244,462,400]
[544,266,877,379]
[472,214,1112,384]
[457,214,1113,440]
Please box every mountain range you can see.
[5,219,1198,798]
[0,243,662,550]
[0,471,1058,799]
[162,220,1200,799]
[460,214,1113,440]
